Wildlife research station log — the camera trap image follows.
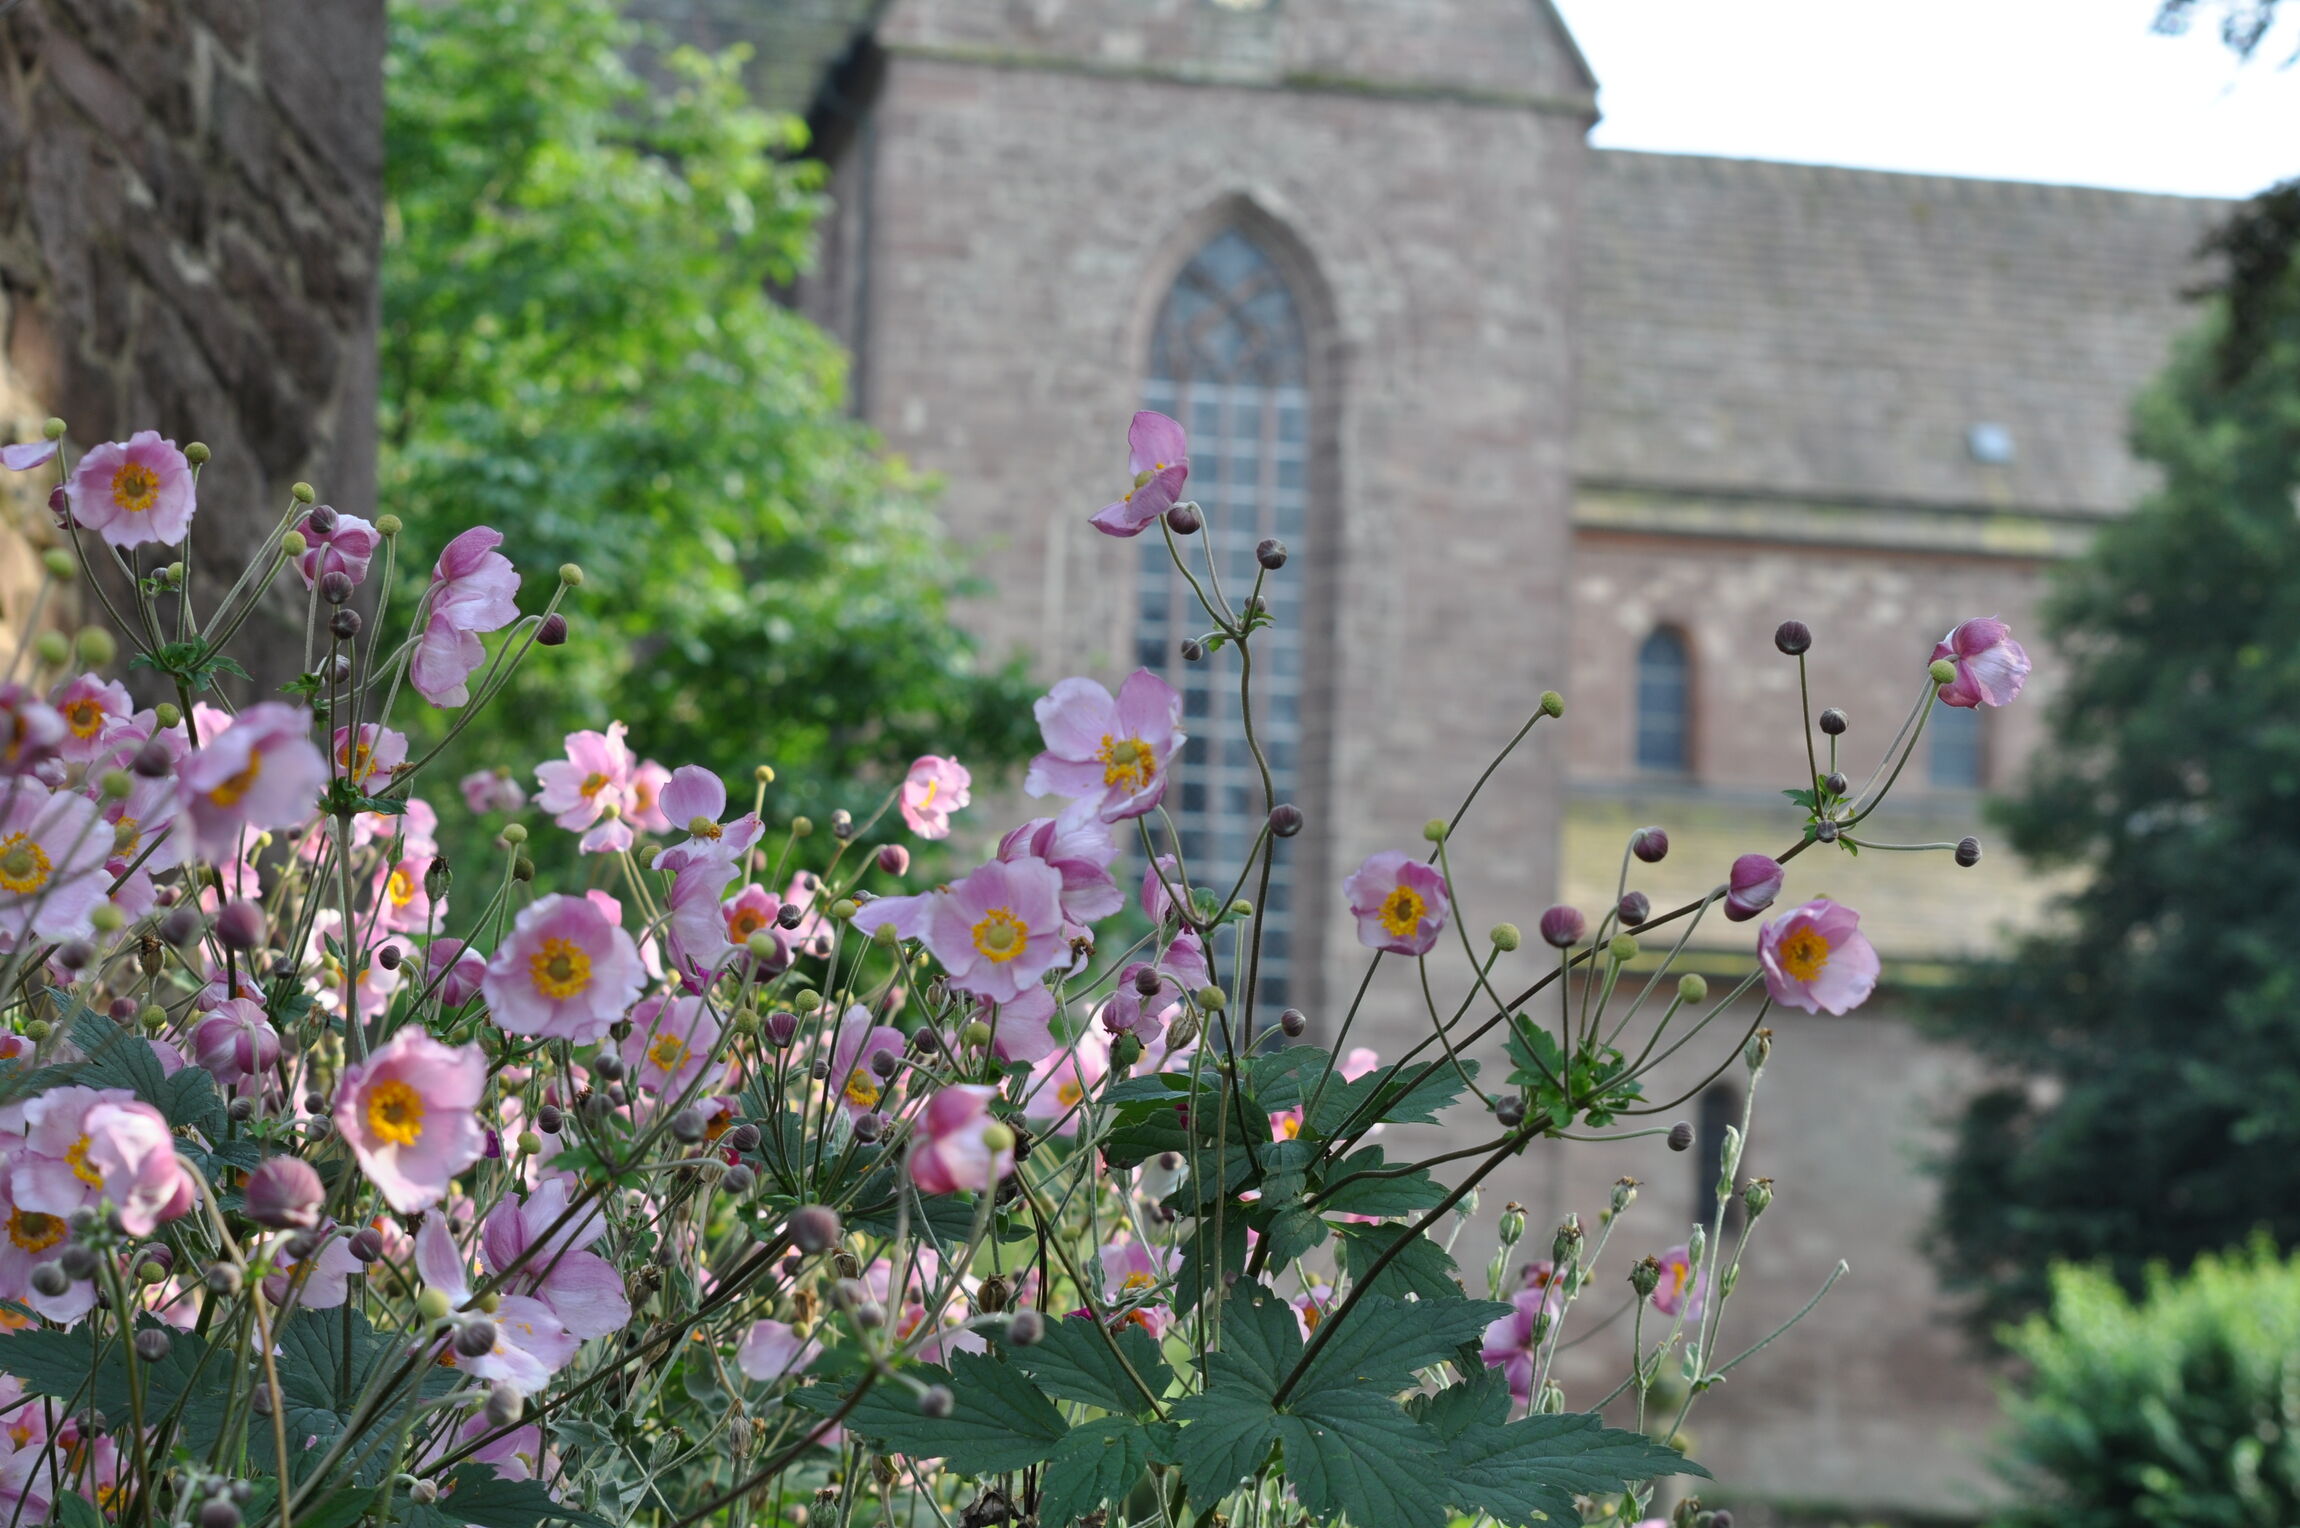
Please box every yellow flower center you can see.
[1377,885,1426,939]
[579,771,609,798]
[727,908,767,940]
[1777,928,1832,982]
[1302,1301,1325,1330]
[842,1071,882,1110]
[63,700,105,738]
[971,908,1029,964]
[65,1134,101,1188]
[1120,1270,1156,1295]
[0,835,51,895]
[917,779,939,809]
[111,462,159,513]
[1057,1079,1084,1108]
[338,740,375,782]
[1097,735,1155,793]
[529,938,592,1000]
[207,751,263,808]
[365,1079,425,1146]
[387,868,417,908]
[112,818,142,856]
[647,1033,689,1072]
[7,1208,61,1254]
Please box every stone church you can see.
[0,0,2229,1521]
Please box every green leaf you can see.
[1295,1294,1509,1396]
[1277,1387,1453,1528]
[833,1354,1066,1475]
[68,1006,170,1107]
[293,1487,384,1528]
[1337,1222,1467,1301]
[1262,1201,1330,1267]
[1440,1407,1709,1526]
[1039,1417,1154,1527]
[50,1495,104,1528]
[1316,1146,1447,1219]
[1200,1283,1304,1395]
[1009,1315,1172,1416]
[1313,1058,1479,1134]
[1248,1046,1331,1112]
[1174,1214,1249,1315]
[1165,1388,1282,1505]
[402,1466,618,1528]
[161,1063,227,1135]
[129,639,247,693]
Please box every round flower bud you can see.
[979,1122,1016,1153]
[206,1262,243,1296]
[1280,1008,1307,1037]
[537,612,569,646]
[216,900,266,952]
[556,563,584,588]
[95,768,131,802]
[1164,502,1202,536]
[1132,965,1164,997]
[831,898,858,921]
[485,1381,524,1429]
[669,1108,705,1144]
[88,905,122,935]
[245,1156,325,1230]
[1823,771,1850,797]
[32,632,67,667]
[134,1327,172,1363]
[59,1244,97,1280]
[1677,973,1708,1005]
[1617,891,1650,927]
[129,739,172,779]
[1268,802,1304,838]
[376,943,403,971]
[500,823,528,845]
[41,418,65,441]
[410,1481,440,1507]
[328,608,360,640]
[454,1319,499,1359]
[535,1104,565,1135]
[1179,638,1204,662]
[1819,707,1848,736]
[775,902,805,930]
[790,816,814,838]
[1956,836,1982,868]
[755,764,776,784]
[306,503,339,535]
[1630,1255,1662,1299]
[726,1122,761,1153]
[877,843,910,875]
[279,530,308,558]
[40,548,75,581]
[54,940,92,970]
[1256,537,1289,569]
[1110,1031,1143,1070]
[1422,817,1449,843]
[511,852,535,883]
[198,1498,241,1528]
[722,1164,757,1196]
[960,1019,994,1048]
[1631,826,1669,864]
[348,1228,385,1263]
[227,1098,256,1123]
[75,628,114,667]
[1608,933,1639,963]
[1538,905,1586,948]
[766,1011,799,1046]
[1195,986,1226,1011]
[853,1111,884,1142]
[1773,619,1813,656]
[1540,690,1565,718]
[1007,1309,1045,1346]
[29,1263,68,1297]
[1743,1177,1774,1217]
[1494,1095,1526,1129]
[789,1205,841,1254]
[1490,922,1522,952]
[1929,658,1958,685]
[291,481,316,503]
[154,702,181,728]
[917,1384,955,1418]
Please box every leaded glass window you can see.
[1138,229,1311,1017]
[1635,627,1692,773]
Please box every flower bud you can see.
[1007,1309,1045,1346]
[1164,503,1201,535]
[766,1011,799,1047]
[291,481,316,504]
[1617,891,1650,926]
[1677,973,1707,1005]
[215,900,266,952]
[830,898,858,921]
[1256,537,1288,569]
[1537,1382,1565,1414]
[454,1319,499,1359]
[32,632,67,667]
[1823,771,1849,797]
[1608,933,1638,963]
[789,1205,841,1254]
[1688,1226,1707,1266]
[410,1481,440,1506]
[59,1244,97,1280]
[790,815,814,838]
[1611,1176,1639,1213]
[1167,1011,1201,1052]
[1489,922,1522,952]
[853,1111,884,1142]
[536,1104,564,1134]
[1279,1008,1306,1037]
[1630,1256,1662,1299]
[1632,826,1669,863]
[1815,819,1839,843]
[536,612,569,646]
[877,843,910,875]
[499,822,528,845]
[416,1288,453,1322]
[1422,817,1449,843]
[206,1262,243,1296]
[1819,707,1848,736]
[155,702,181,728]
[76,627,115,667]
[29,1263,68,1297]
[1540,690,1565,718]
[960,1019,994,1048]
[280,530,308,558]
[40,548,74,581]
[1929,658,1958,685]
[348,1228,385,1263]
[1745,1027,1772,1070]
[317,569,354,605]
[918,1384,954,1418]
[1773,619,1812,656]
[1551,1214,1583,1267]
[1667,1121,1695,1152]
[329,609,361,640]
[1268,802,1304,838]
[669,1108,705,1144]
[134,1327,172,1363]
[485,1381,524,1429]
[1195,986,1225,1011]
[245,1156,325,1230]
[591,1051,625,1083]
[1742,1177,1774,1217]
[1956,836,1982,868]
[1538,905,1585,948]
[198,1497,242,1528]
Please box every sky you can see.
[1547,0,2300,199]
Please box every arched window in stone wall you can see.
[1138,228,1311,1016]
[1634,626,1692,773]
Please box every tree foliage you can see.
[1927,183,2300,1329]
[380,0,1034,811]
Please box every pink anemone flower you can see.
[0,782,114,947]
[923,857,1068,1003]
[1723,853,1785,923]
[411,526,521,707]
[294,509,381,589]
[1757,897,1881,1016]
[899,755,972,840]
[460,767,527,814]
[998,802,1123,924]
[332,723,409,790]
[179,703,327,857]
[1933,616,2031,709]
[658,765,763,859]
[483,893,647,1044]
[48,675,130,762]
[1480,1287,1556,1406]
[1652,1243,1705,1322]
[81,1101,196,1236]
[1025,670,1185,822]
[622,992,722,1097]
[334,1027,488,1214]
[533,723,637,854]
[480,1175,631,1340]
[1344,851,1451,956]
[66,431,195,548]
[907,1084,1015,1196]
[1099,1236,1181,1338]
[737,1319,823,1382]
[825,1007,905,1117]
[1089,411,1190,538]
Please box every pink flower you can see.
[534,723,637,854]
[900,756,972,840]
[0,686,67,778]
[923,857,1069,1003]
[972,986,1060,1065]
[1099,1236,1180,1337]
[460,768,527,814]
[718,883,791,968]
[0,782,114,946]
[628,760,673,834]
[48,675,130,763]
[81,1100,195,1235]
[334,1027,488,1213]
[427,938,486,1007]
[1723,853,1784,923]
[622,993,721,1096]
[1757,897,1881,1015]
[1026,671,1185,822]
[658,764,763,860]
[1652,1244,1704,1321]
[1100,929,1206,1041]
[410,527,521,707]
[1519,1259,1566,1313]
[483,894,648,1044]
[1022,1028,1109,1136]
[0,1176,92,1325]
[1141,853,1186,924]
[332,723,408,790]
[2,440,56,472]
[179,703,327,856]
[1932,616,2030,709]
[1480,1287,1556,1406]
[191,998,279,1083]
[737,1319,823,1382]
[1344,851,1450,956]
[998,802,1124,925]
[825,1007,906,1117]
[267,1222,365,1309]
[66,431,195,547]
[373,851,441,934]
[479,1175,631,1340]
[1088,411,1190,539]
[294,509,381,589]
[657,841,743,978]
[907,1084,1015,1196]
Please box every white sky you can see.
[1548,0,2300,199]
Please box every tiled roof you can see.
[1575,150,2230,516]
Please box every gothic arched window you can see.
[1138,228,1312,1016]
[1635,627,1692,772]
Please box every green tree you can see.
[380,0,1033,815]
[1928,182,2300,1330]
